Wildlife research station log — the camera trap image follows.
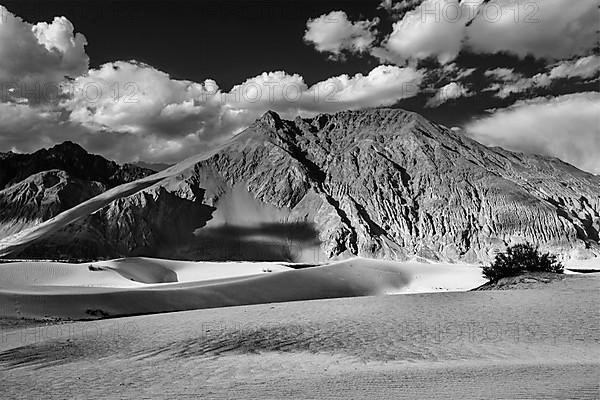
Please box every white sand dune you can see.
[0,274,597,399]
[0,258,411,320]
[385,259,486,293]
[0,257,486,320]
[565,257,600,272]
[0,257,293,288]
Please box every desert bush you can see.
[482,243,564,282]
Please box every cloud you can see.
[379,0,424,15]
[63,61,230,138]
[374,0,481,64]
[483,56,600,98]
[304,11,379,58]
[465,92,600,174]
[306,65,424,112]
[547,55,600,81]
[374,0,598,65]
[0,1,424,166]
[65,61,423,123]
[484,68,519,81]
[467,0,598,60]
[426,81,470,107]
[33,61,417,163]
[483,74,550,99]
[0,6,88,103]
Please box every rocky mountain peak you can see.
[48,141,88,156]
[1,109,598,263]
[257,110,284,130]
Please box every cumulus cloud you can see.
[44,61,420,162]
[374,0,598,65]
[426,81,470,107]
[0,1,423,166]
[374,0,481,64]
[304,11,379,58]
[467,0,598,60]
[306,65,424,112]
[466,92,600,174]
[65,61,423,124]
[0,2,423,165]
[63,61,229,137]
[0,6,88,103]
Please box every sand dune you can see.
[0,274,597,399]
[0,257,486,321]
[0,258,409,320]
[0,257,294,288]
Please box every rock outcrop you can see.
[1,109,599,263]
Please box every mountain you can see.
[0,142,154,243]
[0,141,152,190]
[0,109,598,263]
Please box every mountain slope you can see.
[0,143,154,246]
[0,141,151,190]
[1,109,598,262]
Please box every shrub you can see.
[482,242,564,282]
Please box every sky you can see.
[0,0,598,173]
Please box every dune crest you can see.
[0,258,425,320]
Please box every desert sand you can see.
[0,273,597,399]
[0,257,486,320]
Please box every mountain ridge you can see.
[0,141,153,190]
[0,108,598,263]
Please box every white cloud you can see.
[375,0,481,64]
[548,55,600,81]
[484,68,518,81]
[55,62,423,162]
[456,67,476,79]
[467,0,598,60]
[466,92,600,174]
[374,0,598,65]
[485,74,550,99]
[0,2,424,165]
[63,61,229,138]
[483,56,600,98]
[379,0,424,14]
[0,6,88,103]
[426,81,470,107]
[304,11,379,58]
[307,65,424,112]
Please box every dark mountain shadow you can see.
[181,221,322,262]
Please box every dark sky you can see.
[3,0,383,89]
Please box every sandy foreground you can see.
[0,258,600,399]
[0,274,597,399]
[0,258,598,399]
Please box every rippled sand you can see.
[0,275,598,399]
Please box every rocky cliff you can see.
[1,109,599,263]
